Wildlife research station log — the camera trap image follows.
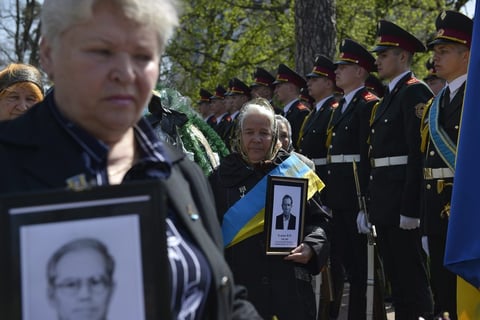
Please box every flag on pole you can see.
[444,1,480,318]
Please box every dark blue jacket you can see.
[0,97,261,320]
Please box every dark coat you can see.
[206,114,217,128]
[215,113,232,141]
[368,72,433,226]
[421,84,464,236]
[325,88,378,211]
[275,213,297,230]
[223,115,239,151]
[285,99,310,150]
[0,100,261,320]
[297,96,337,181]
[209,150,330,320]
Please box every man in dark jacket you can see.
[273,63,310,150]
[420,11,473,320]
[368,20,434,319]
[275,194,297,230]
[223,78,251,150]
[325,39,382,320]
[298,55,338,183]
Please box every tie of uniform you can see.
[384,87,390,98]
[442,86,451,108]
[339,98,347,113]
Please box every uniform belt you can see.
[371,155,408,168]
[424,167,454,180]
[327,154,360,164]
[312,158,327,165]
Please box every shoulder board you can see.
[362,91,378,102]
[294,102,309,111]
[406,77,420,85]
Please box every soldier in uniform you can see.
[367,20,434,320]
[197,88,215,125]
[420,11,473,320]
[324,39,381,320]
[298,55,338,184]
[295,57,339,320]
[224,78,251,150]
[211,84,232,139]
[250,67,283,114]
[423,57,446,96]
[299,87,315,110]
[273,63,310,150]
[365,74,386,99]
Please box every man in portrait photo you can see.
[275,194,297,230]
[46,238,115,320]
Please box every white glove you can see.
[421,236,429,257]
[399,214,420,230]
[356,210,371,234]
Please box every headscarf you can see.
[0,63,43,94]
[231,97,282,164]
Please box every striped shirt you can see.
[49,93,212,319]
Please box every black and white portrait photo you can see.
[264,176,308,254]
[46,237,115,320]
[20,215,145,320]
[275,194,297,230]
[270,186,301,249]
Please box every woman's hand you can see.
[284,243,312,264]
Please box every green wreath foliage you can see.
[150,86,229,176]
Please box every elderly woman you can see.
[0,1,261,319]
[275,114,315,169]
[0,63,43,120]
[209,98,330,320]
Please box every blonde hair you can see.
[0,82,44,103]
[41,0,180,51]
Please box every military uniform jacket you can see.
[298,96,337,180]
[215,113,232,141]
[421,83,464,236]
[223,115,239,151]
[285,99,310,150]
[0,100,261,320]
[325,88,378,211]
[206,114,217,128]
[368,72,433,226]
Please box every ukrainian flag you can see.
[444,1,480,318]
[222,154,324,248]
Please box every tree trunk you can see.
[295,0,336,76]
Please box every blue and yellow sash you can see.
[222,154,325,248]
[429,88,457,171]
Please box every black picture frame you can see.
[0,180,169,320]
[264,175,308,255]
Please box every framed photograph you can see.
[0,180,169,320]
[264,175,308,255]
